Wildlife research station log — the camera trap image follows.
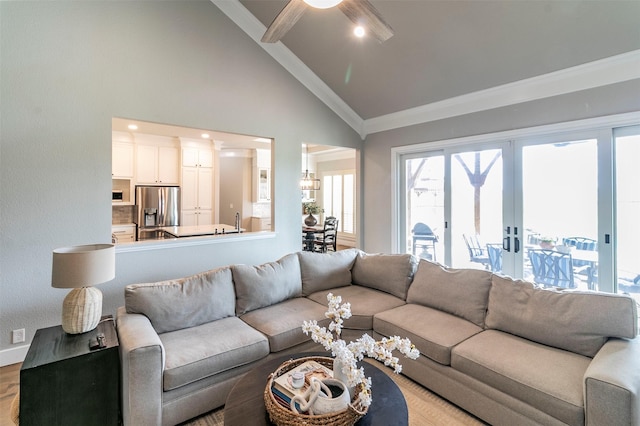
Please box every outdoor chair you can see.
[528,249,575,289]
[463,234,490,268]
[486,243,503,273]
[563,236,598,289]
[411,222,438,260]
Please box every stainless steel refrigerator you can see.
[135,185,180,240]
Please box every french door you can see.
[401,143,507,270]
[397,114,638,294]
[614,125,640,296]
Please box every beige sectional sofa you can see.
[115,249,639,426]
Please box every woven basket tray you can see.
[264,356,369,426]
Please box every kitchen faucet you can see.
[235,212,240,231]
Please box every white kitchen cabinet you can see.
[136,145,179,184]
[181,160,213,226]
[112,224,135,244]
[252,149,271,203]
[254,168,271,202]
[112,142,134,178]
[251,217,272,232]
[181,209,212,226]
[182,163,212,210]
[182,147,213,168]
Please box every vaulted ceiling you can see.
[214,0,640,138]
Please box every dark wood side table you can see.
[19,316,121,426]
[224,352,408,426]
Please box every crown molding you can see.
[212,1,640,140]
[364,49,640,136]
[211,0,365,138]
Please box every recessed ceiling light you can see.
[127,124,138,130]
[201,133,210,139]
[354,26,365,38]
[253,137,271,143]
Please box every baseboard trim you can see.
[0,344,29,367]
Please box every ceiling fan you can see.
[261,0,394,44]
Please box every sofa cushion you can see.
[159,316,269,391]
[374,304,483,366]
[125,266,235,334]
[233,253,302,315]
[351,252,418,300]
[407,260,492,328]
[298,249,359,296]
[485,275,638,357]
[240,297,329,352]
[452,329,590,426]
[307,285,406,330]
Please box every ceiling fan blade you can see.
[338,0,394,43]
[261,0,309,43]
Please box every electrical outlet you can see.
[12,328,25,344]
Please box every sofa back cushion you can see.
[298,249,359,296]
[485,275,638,357]
[351,252,418,300]
[407,260,492,328]
[125,266,236,334]
[233,253,302,315]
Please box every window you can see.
[322,170,356,236]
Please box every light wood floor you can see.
[0,363,20,426]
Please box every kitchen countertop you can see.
[160,224,244,238]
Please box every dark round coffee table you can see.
[224,352,408,426]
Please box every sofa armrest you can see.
[116,306,165,426]
[584,337,640,425]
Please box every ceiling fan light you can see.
[303,0,343,9]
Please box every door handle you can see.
[514,237,520,253]
[503,237,510,252]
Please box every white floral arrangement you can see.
[302,293,420,408]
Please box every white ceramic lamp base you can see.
[61,287,102,334]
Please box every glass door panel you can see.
[614,127,640,298]
[450,149,503,269]
[521,139,598,289]
[403,155,444,262]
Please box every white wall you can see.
[0,1,362,362]
[361,81,640,253]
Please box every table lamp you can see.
[51,243,115,334]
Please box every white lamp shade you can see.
[52,244,115,289]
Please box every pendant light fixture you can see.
[300,144,321,191]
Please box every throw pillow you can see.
[406,260,492,328]
[125,266,236,334]
[298,248,359,296]
[233,253,302,315]
[485,275,638,357]
[351,252,418,300]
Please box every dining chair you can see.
[486,243,503,273]
[314,217,338,253]
[463,234,490,268]
[528,249,575,288]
